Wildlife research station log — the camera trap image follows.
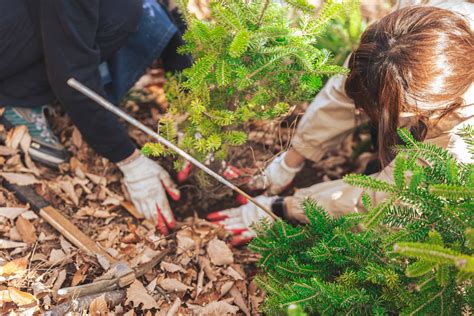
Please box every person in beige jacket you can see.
[207,2,474,245]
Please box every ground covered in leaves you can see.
[0,65,372,315]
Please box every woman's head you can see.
[345,6,474,163]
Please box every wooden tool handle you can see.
[40,206,115,263]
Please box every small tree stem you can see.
[257,0,270,26]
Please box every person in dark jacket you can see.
[0,0,192,234]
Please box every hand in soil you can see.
[207,195,277,246]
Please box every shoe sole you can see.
[29,147,66,167]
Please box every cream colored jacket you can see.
[286,0,474,221]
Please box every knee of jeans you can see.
[98,0,143,37]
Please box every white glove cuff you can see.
[118,153,151,178]
[279,152,304,174]
[242,195,278,228]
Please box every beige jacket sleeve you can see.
[286,110,473,222]
[287,61,378,221]
[292,65,366,162]
[286,0,474,221]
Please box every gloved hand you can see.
[248,152,303,195]
[118,151,180,235]
[207,195,277,246]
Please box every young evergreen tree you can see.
[315,0,365,65]
[251,127,473,315]
[142,0,347,166]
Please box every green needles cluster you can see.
[251,127,474,315]
[143,0,347,166]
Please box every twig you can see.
[45,290,125,316]
[409,286,446,316]
[26,242,38,289]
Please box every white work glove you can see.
[248,152,303,195]
[207,195,277,246]
[118,152,180,235]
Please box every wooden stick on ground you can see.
[3,180,115,263]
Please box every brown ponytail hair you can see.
[345,6,474,164]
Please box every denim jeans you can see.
[102,0,177,104]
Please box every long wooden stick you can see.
[40,206,115,263]
[3,180,116,262]
[67,78,277,220]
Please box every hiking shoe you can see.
[1,106,69,167]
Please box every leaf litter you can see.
[0,50,371,315]
[0,87,266,315]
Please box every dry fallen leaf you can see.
[176,231,196,254]
[5,125,28,150]
[48,249,66,266]
[126,280,159,310]
[1,172,40,186]
[21,211,38,220]
[5,154,22,166]
[86,173,105,185]
[207,239,234,266]
[89,294,109,315]
[97,254,111,271]
[159,278,192,293]
[31,282,50,299]
[59,180,79,206]
[15,216,37,244]
[0,289,12,303]
[19,131,40,176]
[199,256,217,282]
[121,201,144,220]
[8,287,38,307]
[220,281,235,298]
[146,278,157,293]
[70,157,84,171]
[199,301,239,315]
[71,267,86,287]
[166,297,182,316]
[0,145,18,156]
[103,196,121,206]
[71,127,83,148]
[230,286,250,316]
[226,266,244,280]
[0,239,27,249]
[76,207,116,219]
[196,270,204,298]
[60,236,75,254]
[0,207,27,220]
[161,261,185,273]
[0,256,28,277]
[52,269,67,294]
[8,227,22,242]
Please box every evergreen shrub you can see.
[142,0,348,166]
[251,127,474,315]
